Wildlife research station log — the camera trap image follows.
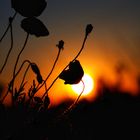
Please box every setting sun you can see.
[72,74,94,96]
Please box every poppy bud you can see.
[56,40,64,50]
[37,74,43,84]
[86,24,93,36]
[31,63,40,75]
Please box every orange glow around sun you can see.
[71,73,94,96]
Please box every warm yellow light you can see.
[72,74,94,96]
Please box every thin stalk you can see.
[59,80,85,117]
[74,80,85,105]
[0,60,31,103]
[41,34,88,99]
[45,49,61,82]
[0,18,14,73]
[0,12,17,43]
[72,35,88,62]
[12,33,29,93]
[36,48,61,94]
[14,60,31,79]
[19,63,30,89]
[13,33,29,77]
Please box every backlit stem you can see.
[0,12,17,43]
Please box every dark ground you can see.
[0,82,140,140]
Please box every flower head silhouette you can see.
[21,17,49,37]
[56,40,64,50]
[86,24,93,36]
[11,0,47,17]
[59,60,84,84]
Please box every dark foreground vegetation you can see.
[0,80,140,140]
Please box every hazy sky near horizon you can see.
[0,0,140,102]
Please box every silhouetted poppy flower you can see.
[86,24,93,36]
[21,17,49,37]
[56,40,64,50]
[11,0,47,17]
[59,60,84,84]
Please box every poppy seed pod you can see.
[11,0,47,17]
[56,40,64,50]
[31,63,41,75]
[86,24,93,36]
[21,17,49,37]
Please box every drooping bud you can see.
[37,74,43,84]
[31,63,41,75]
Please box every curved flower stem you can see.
[19,63,30,89]
[59,80,85,118]
[41,34,88,100]
[0,12,17,43]
[74,80,85,105]
[0,60,31,103]
[12,33,29,93]
[72,35,88,62]
[13,33,29,77]
[14,60,31,79]
[0,18,14,74]
[36,48,61,94]
[45,49,61,82]
[1,34,30,104]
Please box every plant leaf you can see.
[21,17,49,37]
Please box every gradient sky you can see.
[0,0,140,105]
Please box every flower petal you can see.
[11,0,47,17]
[21,17,49,37]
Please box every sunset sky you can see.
[0,0,140,105]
